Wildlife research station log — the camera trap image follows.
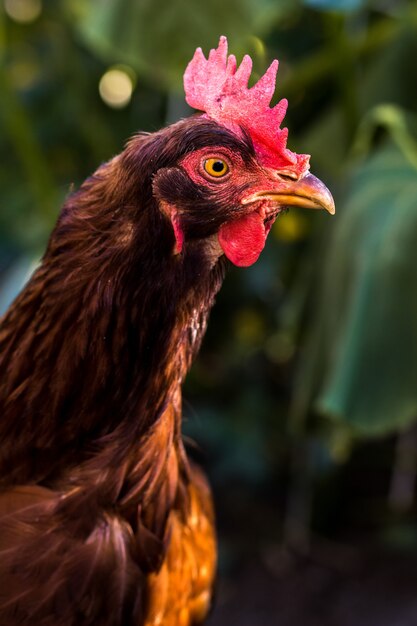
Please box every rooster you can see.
[0,37,334,625]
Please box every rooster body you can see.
[0,39,334,625]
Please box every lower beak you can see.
[246,173,335,215]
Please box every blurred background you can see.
[1,0,417,623]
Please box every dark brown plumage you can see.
[0,119,231,625]
[0,45,334,622]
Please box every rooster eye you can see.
[203,158,229,178]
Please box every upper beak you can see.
[244,173,335,215]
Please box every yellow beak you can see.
[245,173,336,215]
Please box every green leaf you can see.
[353,104,417,170]
[309,142,417,435]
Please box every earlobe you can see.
[160,201,184,254]
[171,212,184,254]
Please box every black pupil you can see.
[212,160,225,173]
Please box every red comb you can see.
[184,36,309,175]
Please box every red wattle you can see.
[218,211,267,267]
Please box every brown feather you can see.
[0,118,254,624]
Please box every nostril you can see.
[278,171,298,181]
[268,168,299,181]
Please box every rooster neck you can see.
[0,168,226,488]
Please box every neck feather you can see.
[0,156,225,491]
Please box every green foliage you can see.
[313,141,417,435]
[291,76,417,438]
[67,0,293,89]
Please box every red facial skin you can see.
[179,145,295,209]
[176,145,334,267]
[178,146,283,265]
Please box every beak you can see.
[244,173,335,215]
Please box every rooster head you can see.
[152,36,334,267]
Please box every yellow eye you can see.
[203,158,229,178]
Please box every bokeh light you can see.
[98,67,135,109]
[248,35,266,60]
[4,0,42,24]
[273,211,309,241]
